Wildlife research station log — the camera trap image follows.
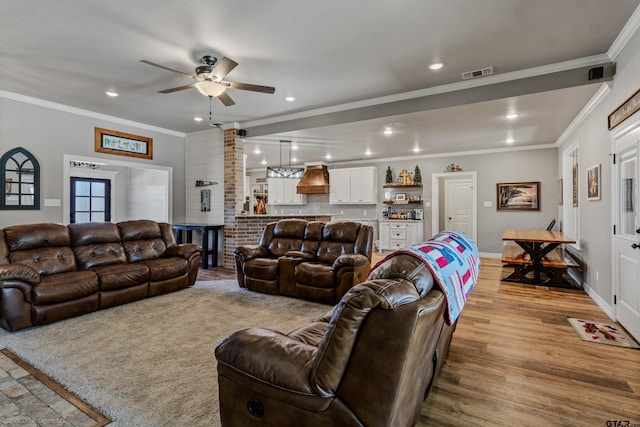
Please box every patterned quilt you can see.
[379,231,479,325]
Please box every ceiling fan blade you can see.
[158,83,196,93]
[221,81,276,94]
[207,57,238,81]
[218,91,236,106]
[140,60,195,79]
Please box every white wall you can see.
[0,95,187,228]
[185,129,225,225]
[557,24,640,307]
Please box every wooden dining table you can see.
[502,229,577,285]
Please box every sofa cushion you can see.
[91,263,150,291]
[142,257,188,281]
[244,258,279,281]
[315,223,359,264]
[32,270,98,304]
[123,239,167,263]
[4,223,70,251]
[10,247,77,275]
[68,222,121,246]
[295,262,335,288]
[73,243,127,269]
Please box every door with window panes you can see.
[70,177,111,223]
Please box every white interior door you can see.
[444,179,473,236]
[613,130,640,342]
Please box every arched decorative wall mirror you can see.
[0,147,40,210]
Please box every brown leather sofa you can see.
[0,220,201,331]
[215,253,457,427]
[233,219,374,304]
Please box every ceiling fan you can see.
[140,55,276,106]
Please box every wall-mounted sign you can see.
[95,127,153,159]
[608,87,640,130]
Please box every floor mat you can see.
[567,317,640,349]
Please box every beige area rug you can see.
[0,281,330,427]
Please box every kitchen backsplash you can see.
[267,193,378,219]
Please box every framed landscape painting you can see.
[497,182,540,211]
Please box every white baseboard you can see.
[581,281,614,320]
[480,252,501,259]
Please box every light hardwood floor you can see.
[203,256,640,426]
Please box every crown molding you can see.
[0,90,186,138]
[555,82,612,147]
[608,5,640,60]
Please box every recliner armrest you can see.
[284,250,316,261]
[165,243,200,259]
[233,246,269,262]
[215,327,316,394]
[332,253,369,270]
[0,263,40,286]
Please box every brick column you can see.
[223,128,244,268]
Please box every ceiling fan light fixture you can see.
[195,80,226,97]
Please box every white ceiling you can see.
[2,1,639,170]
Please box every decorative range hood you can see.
[296,163,330,194]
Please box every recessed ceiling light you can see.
[325,154,332,160]
[254,148,261,154]
[291,144,298,150]
[105,91,119,97]
[505,113,519,120]
[365,149,372,156]
[428,62,445,70]
[285,96,296,102]
[412,147,420,153]
[193,116,203,122]
[384,126,393,135]
[261,159,267,165]
[291,157,298,162]
[506,138,515,144]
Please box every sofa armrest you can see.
[215,327,317,394]
[284,250,316,261]
[332,253,369,270]
[0,264,40,286]
[233,245,268,262]
[165,243,200,259]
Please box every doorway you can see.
[63,154,173,224]
[431,171,477,243]
[612,122,640,341]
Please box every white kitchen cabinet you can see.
[267,178,307,205]
[378,220,424,251]
[329,167,377,204]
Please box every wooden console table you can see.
[172,224,224,269]
[502,229,578,286]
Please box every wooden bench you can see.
[501,245,579,269]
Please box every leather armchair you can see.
[215,254,454,427]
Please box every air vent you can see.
[462,67,494,80]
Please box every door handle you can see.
[636,228,640,234]
[632,243,640,249]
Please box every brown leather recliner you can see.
[215,253,457,427]
[234,219,374,304]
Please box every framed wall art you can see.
[497,182,540,211]
[95,127,153,160]
[587,164,601,201]
[608,87,640,130]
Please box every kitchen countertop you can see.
[238,213,332,218]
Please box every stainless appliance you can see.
[415,209,424,220]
